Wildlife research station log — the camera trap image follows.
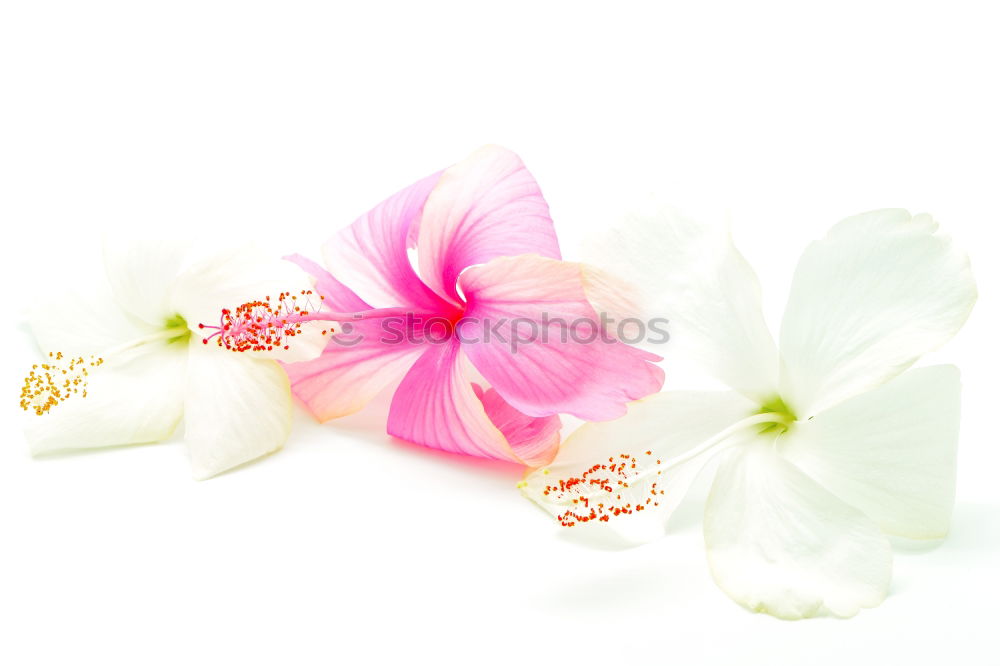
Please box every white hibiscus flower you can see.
[521,208,977,619]
[21,238,325,479]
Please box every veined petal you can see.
[285,253,371,312]
[782,365,960,540]
[474,385,562,465]
[183,341,292,480]
[284,319,426,422]
[172,245,326,363]
[387,338,560,467]
[417,145,561,304]
[322,171,455,313]
[459,254,663,421]
[779,209,976,418]
[521,391,758,541]
[26,343,187,453]
[30,283,159,357]
[705,443,892,619]
[582,203,779,403]
[103,237,190,326]
[281,253,427,421]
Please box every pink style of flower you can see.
[281,146,664,466]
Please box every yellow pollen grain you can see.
[20,352,102,416]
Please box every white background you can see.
[1,1,998,664]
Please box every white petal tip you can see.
[188,443,283,481]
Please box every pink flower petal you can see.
[387,338,561,466]
[473,384,562,465]
[416,145,561,303]
[285,253,371,311]
[458,254,664,421]
[282,254,426,421]
[323,171,459,315]
[284,329,426,422]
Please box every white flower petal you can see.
[583,202,779,402]
[182,340,292,480]
[779,209,976,417]
[781,365,960,540]
[704,442,892,619]
[521,390,758,543]
[171,246,326,362]
[25,343,187,453]
[29,283,158,357]
[103,236,191,326]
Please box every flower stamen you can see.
[541,452,665,526]
[199,290,329,353]
[536,410,794,527]
[200,292,420,353]
[20,352,104,415]
[20,325,188,416]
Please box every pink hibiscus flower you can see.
[208,146,664,466]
